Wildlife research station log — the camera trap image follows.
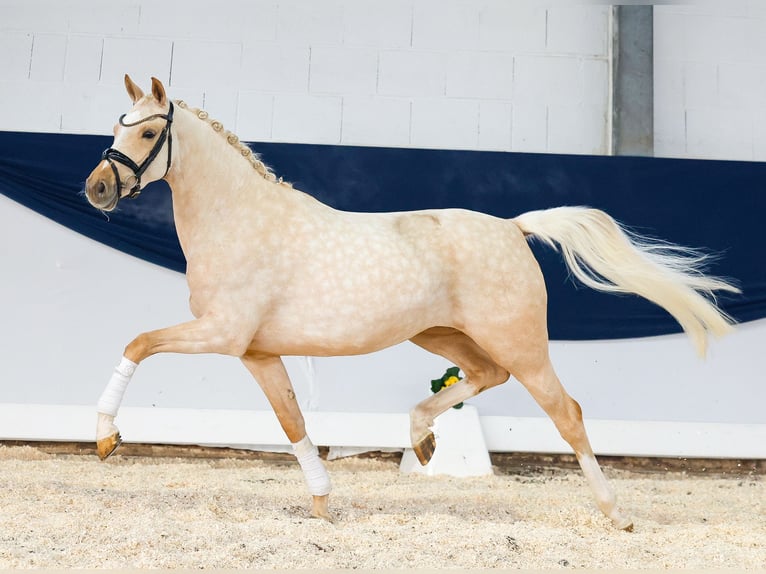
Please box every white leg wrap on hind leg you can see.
[97,356,137,417]
[292,436,331,496]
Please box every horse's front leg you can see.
[240,351,333,522]
[96,316,252,460]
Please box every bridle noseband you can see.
[101,101,174,201]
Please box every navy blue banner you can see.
[1,130,763,340]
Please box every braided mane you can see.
[175,99,291,188]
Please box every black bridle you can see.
[101,101,175,200]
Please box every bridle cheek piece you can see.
[101,101,175,201]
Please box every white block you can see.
[478,100,512,151]
[652,10,685,60]
[653,58,684,111]
[0,81,62,132]
[400,405,493,478]
[412,0,480,50]
[341,96,411,147]
[0,1,72,34]
[478,1,547,53]
[241,43,310,92]
[683,61,719,108]
[548,103,607,155]
[171,40,242,89]
[686,107,753,161]
[446,51,514,99]
[411,98,478,150]
[343,0,413,48]
[581,58,609,108]
[64,35,104,83]
[236,92,274,142]
[60,83,128,135]
[200,88,239,131]
[166,87,205,110]
[101,37,173,86]
[66,2,140,35]
[511,101,547,152]
[0,31,33,80]
[754,109,766,161]
[378,50,446,97]
[272,94,342,144]
[139,0,277,43]
[653,104,686,159]
[546,5,609,57]
[513,55,582,106]
[309,46,378,95]
[29,33,66,82]
[718,62,766,110]
[276,0,344,45]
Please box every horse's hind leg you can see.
[510,356,633,531]
[408,327,509,465]
[240,350,333,522]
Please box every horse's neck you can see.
[163,112,316,261]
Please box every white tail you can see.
[513,206,740,356]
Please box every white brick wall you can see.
[0,0,610,154]
[654,5,766,161]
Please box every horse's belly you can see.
[251,297,442,356]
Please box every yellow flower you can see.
[443,375,460,387]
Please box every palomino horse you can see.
[85,76,738,531]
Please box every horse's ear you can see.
[150,77,167,106]
[124,74,144,103]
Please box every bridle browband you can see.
[101,100,175,201]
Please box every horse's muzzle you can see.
[85,164,120,211]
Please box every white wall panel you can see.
[511,101,547,152]
[60,83,126,134]
[546,5,609,57]
[478,2,546,53]
[0,31,33,79]
[0,80,62,132]
[477,101,512,151]
[64,36,104,83]
[236,92,274,142]
[446,52,514,100]
[341,96,411,147]
[548,104,606,155]
[276,0,344,45]
[655,5,766,160]
[309,46,378,95]
[412,0,479,51]
[271,93,342,143]
[343,0,413,48]
[100,37,173,87]
[29,33,66,82]
[410,98,478,149]
[170,40,242,89]
[138,0,278,42]
[240,43,310,92]
[378,50,446,98]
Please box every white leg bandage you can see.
[96,356,137,416]
[292,436,332,496]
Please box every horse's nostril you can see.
[96,181,106,196]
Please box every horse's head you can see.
[85,75,174,211]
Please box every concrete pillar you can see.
[611,6,654,156]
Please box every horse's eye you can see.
[142,130,156,139]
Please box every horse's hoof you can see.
[613,517,634,532]
[310,495,334,523]
[413,432,436,466]
[96,432,122,460]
